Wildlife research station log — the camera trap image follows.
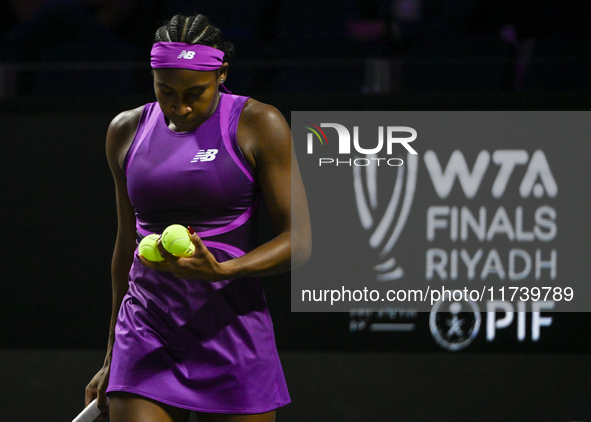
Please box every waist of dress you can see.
[136,197,263,239]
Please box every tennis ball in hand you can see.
[138,234,165,262]
[161,224,196,257]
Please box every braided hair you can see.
[154,14,234,62]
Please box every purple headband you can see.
[151,42,231,92]
[151,42,224,70]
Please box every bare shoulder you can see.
[238,98,291,160]
[107,106,144,144]
[106,105,144,172]
[241,99,290,135]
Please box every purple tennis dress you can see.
[106,93,291,413]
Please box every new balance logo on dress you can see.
[177,50,196,59]
[191,149,218,163]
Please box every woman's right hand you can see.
[85,364,110,414]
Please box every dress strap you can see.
[219,94,255,183]
[124,103,160,175]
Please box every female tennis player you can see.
[84,13,311,422]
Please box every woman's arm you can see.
[139,99,311,281]
[85,107,141,410]
[225,99,312,274]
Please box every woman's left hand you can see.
[138,231,228,282]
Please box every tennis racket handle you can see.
[72,398,102,422]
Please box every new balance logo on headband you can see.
[191,149,218,163]
[177,50,196,59]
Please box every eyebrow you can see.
[156,81,208,91]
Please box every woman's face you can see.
[153,65,227,132]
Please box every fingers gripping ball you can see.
[161,224,196,257]
[138,234,165,262]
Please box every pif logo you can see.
[304,122,417,156]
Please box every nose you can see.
[171,101,192,116]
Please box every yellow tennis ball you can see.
[161,224,196,257]
[138,234,165,262]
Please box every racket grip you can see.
[72,398,102,422]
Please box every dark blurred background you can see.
[1,0,590,421]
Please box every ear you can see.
[218,63,229,84]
